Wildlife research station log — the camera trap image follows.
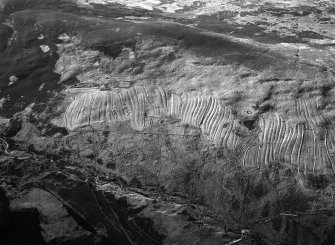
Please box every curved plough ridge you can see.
[64,91,127,129]
[168,93,182,118]
[252,100,335,174]
[65,87,235,135]
[64,91,335,174]
[243,144,259,168]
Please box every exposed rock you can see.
[0,157,253,245]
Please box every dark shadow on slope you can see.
[39,172,164,245]
[6,208,46,245]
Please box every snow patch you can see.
[156,3,183,13]
[0,97,7,109]
[115,16,150,20]
[308,39,335,45]
[40,45,50,53]
[76,0,236,14]
[78,0,161,10]
[279,43,310,49]
[58,33,71,41]
[8,75,18,86]
[37,34,45,40]
[38,83,45,91]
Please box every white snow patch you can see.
[58,33,71,41]
[8,75,18,86]
[37,34,45,40]
[76,0,330,17]
[78,0,161,10]
[308,39,335,45]
[9,75,18,82]
[115,16,150,20]
[38,83,45,91]
[156,3,183,13]
[129,50,136,59]
[40,45,50,53]
[77,0,191,13]
[279,43,310,49]
[0,97,7,109]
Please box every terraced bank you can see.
[62,86,335,175]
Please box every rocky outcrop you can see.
[0,157,253,245]
[1,144,335,245]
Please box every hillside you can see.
[1,0,335,244]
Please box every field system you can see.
[61,86,335,175]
